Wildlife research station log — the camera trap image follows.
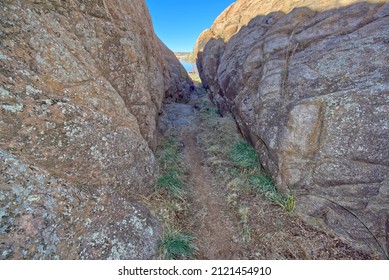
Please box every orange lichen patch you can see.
[49,104,66,124]
[13,46,30,59]
[44,79,65,94]
[117,117,138,128]
[281,102,323,156]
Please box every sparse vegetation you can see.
[230,141,259,170]
[156,168,184,198]
[249,174,295,212]
[180,67,187,79]
[188,72,202,85]
[238,205,251,242]
[196,94,220,118]
[155,137,185,197]
[160,228,196,260]
[229,139,295,212]
[150,134,195,259]
[174,52,191,61]
[159,138,180,165]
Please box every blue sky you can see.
[145,0,236,52]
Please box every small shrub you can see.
[230,141,259,170]
[249,174,273,188]
[160,148,180,165]
[160,228,196,260]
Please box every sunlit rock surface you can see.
[158,39,195,102]
[196,0,389,258]
[0,0,188,259]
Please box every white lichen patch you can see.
[91,231,106,245]
[25,85,42,96]
[45,121,56,129]
[84,218,92,228]
[42,99,54,105]
[0,208,7,220]
[90,146,103,160]
[2,104,24,113]
[129,215,146,231]
[35,53,50,67]
[27,195,40,202]
[17,69,33,78]
[0,87,10,96]
[2,250,11,258]
[108,240,136,260]
[0,51,11,61]
[145,226,154,237]
[65,125,83,139]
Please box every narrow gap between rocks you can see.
[150,81,373,260]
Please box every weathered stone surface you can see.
[159,103,195,131]
[0,149,161,259]
[196,0,389,258]
[158,39,195,102]
[0,0,188,259]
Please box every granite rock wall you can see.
[196,0,389,258]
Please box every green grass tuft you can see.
[159,139,181,166]
[249,174,295,212]
[283,195,296,213]
[249,174,283,203]
[230,141,259,170]
[156,168,184,197]
[156,137,186,197]
[160,228,196,260]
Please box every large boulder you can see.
[196,0,389,258]
[0,0,186,259]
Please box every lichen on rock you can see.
[0,0,190,259]
[0,149,161,259]
[196,0,389,258]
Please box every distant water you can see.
[180,61,197,73]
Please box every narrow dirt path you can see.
[159,93,243,259]
[183,128,242,259]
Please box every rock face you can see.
[158,39,195,102]
[0,0,187,259]
[0,149,161,259]
[196,0,389,258]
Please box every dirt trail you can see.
[183,128,242,259]
[159,93,243,259]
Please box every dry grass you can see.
[149,133,196,259]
